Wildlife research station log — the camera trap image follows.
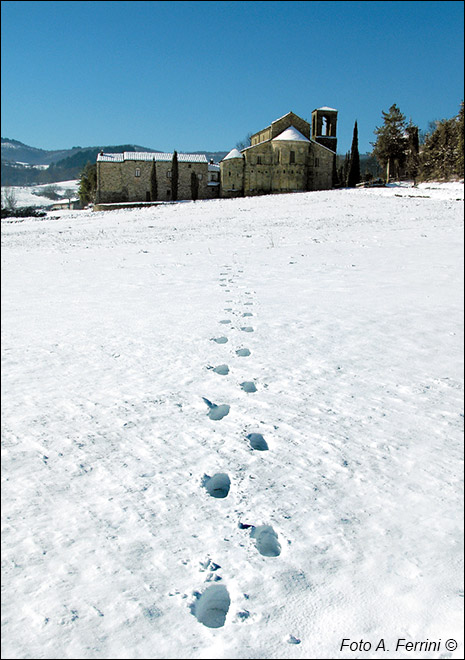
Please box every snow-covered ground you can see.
[1,184,464,659]
[1,179,80,208]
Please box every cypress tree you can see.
[347,121,361,187]
[405,121,419,184]
[171,150,179,201]
[150,158,157,201]
[456,101,464,178]
[331,153,339,188]
[341,151,350,186]
[190,171,199,201]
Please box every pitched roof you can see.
[97,151,207,163]
[272,126,310,142]
[222,148,244,161]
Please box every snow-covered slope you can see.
[1,185,463,659]
[1,179,80,207]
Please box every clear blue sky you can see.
[1,0,463,155]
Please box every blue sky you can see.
[1,1,464,155]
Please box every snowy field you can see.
[1,183,464,659]
[1,179,80,208]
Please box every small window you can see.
[188,164,191,168]
[198,174,202,181]
[290,151,295,164]
[257,155,262,165]
[167,170,172,178]
[135,168,141,177]
[315,158,320,167]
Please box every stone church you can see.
[220,108,338,197]
[95,107,337,204]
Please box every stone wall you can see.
[271,112,310,139]
[243,141,311,194]
[219,137,335,198]
[309,142,335,190]
[97,159,212,203]
[220,158,244,197]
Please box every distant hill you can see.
[1,138,229,186]
[1,139,158,186]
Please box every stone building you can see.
[95,107,337,204]
[220,108,338,197]
[96,151,219,204]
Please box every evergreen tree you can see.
[340,151,351,186]
[190,171,199,201]
[405,121,420,184]
[372,104,408,182]
[150,158,157,201]
[419,104,463,181]
[347,121,361,187]
[78,162,97,206]
[171,150,179,201]
[331,153,339,188]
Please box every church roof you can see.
[222,148,244,161]
[272,126,310,142]
[97,151,207,163]
[317,106,338,112]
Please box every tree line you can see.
[339,101,463,187]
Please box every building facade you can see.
[220,108,338,197]
[96,151,219,204]
[96,108,338,204]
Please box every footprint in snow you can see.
[211,364,229,375]
[250,525,281,557]
[236,348,251,357]
[242,312,253,317]
[241,327,254,333]
[202,473,231,498]
[241,381,257,393]
[247,432,268,451]
[219,320,231,324]
[212,336,228,344]
[191,584,231,628]
[202,397,230,420]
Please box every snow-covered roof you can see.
[222,148,243,161]
[317,107,338,112]
[97,152,208,163]
[208,163,220,171]
[272,126,310,142]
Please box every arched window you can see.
[135,168,141,177]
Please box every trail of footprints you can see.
[190,264,286,633]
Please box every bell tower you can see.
[311,107,338,152]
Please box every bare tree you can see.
[235,133,253,151]
[64,188,75,208]
[1,186,17,211]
